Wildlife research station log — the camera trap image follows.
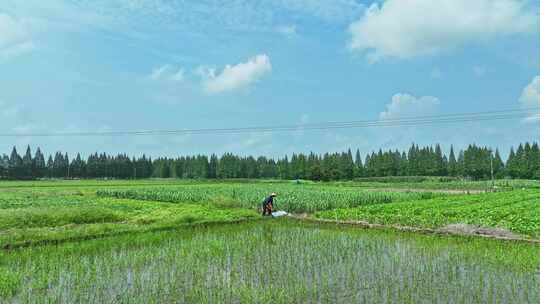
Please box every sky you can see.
[2,0,540,159]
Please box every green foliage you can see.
[0,187,258,248]
[97,183,442,213]
[0,269,21,298]
[0,207,125,229]
[2,141,540,181]
[0,180,539,302]
[336,178,540,190]
[352,176,461,183]
[316,190,540,238]
[0,221,538,303]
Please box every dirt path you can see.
[363,188,487,194]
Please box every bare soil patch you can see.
[438,224,522,239]
[363,188,487,194]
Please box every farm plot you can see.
[316,190,540,238]
[97,183,442,213]
[0,190,257,248]
[1,220,538,303]
[0,181,442,248]
[337,178,540,191]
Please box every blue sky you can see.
[2,0,540,158]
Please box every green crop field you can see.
[0,187,257,249]
[96,183,442,213]
[316,189,540,238]
[1,221,539,303]
[0,179,539,303]
[0,181,443,248]
[334,178,540,191]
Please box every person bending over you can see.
[262,193,277,216]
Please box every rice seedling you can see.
[1,220,538,303]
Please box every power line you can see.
[1,107,539,137]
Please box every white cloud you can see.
[195,66,215,79]
[379,93,440,120]
[148,65,184,82]
[171,69,185,82]
[0,13,34,61]
[519,76,540,122]
[149,65,170,80]
[202,54,272,93]
[348,0,539,62]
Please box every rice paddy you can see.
[0,180,539,303]
[1,220,539,303]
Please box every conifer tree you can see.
[531,143,540,179]
[0,154,9,178]
[33,148,46,178]
[64,153,70,178]
[493,149,505,178]
[71,153,85,178]
[208,154,218,178]
[46,155,54,178]
[399,152,408,176]
[354,149,364,177]
[448,146,457,176]
[434,144,445,176]
[9,147,23,179]
[22,146,33,178]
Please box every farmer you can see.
[262,192,277,216]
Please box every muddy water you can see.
[2,220,539,303]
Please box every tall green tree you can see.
[33,148,46,178]
[354,149,364,177]
[208,154,218,178]
[22,146,33,178]
[493,149,504,179]
[46,155,54,178]
[0,154,9,178]
[448,146,457,177]
[9,147,23,179]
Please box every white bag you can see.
[271,211,288,218]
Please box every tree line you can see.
[1,142,539,181]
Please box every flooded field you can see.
[1,220,538,303]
